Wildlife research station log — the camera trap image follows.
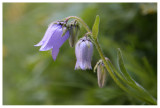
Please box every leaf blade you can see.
[92,15,100,39]
[117,48,134,83]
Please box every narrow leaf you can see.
[117,48,134,82]
[107,58,157,104]
[92,15,100,39]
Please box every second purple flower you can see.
[75,36,93,70]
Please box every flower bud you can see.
[75,36,93,70]
[94,58,108,88]
[68,21,80,47]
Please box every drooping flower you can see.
[94,58,108,88]
[34,21,70,61]
[75,36,93,70]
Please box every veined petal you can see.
[39,25,62,51]
[51,31,70,60]
[34,24,58,46]
[52,31,70,51]
[75,37,93,70]
[79,42,88,70]
[87,41,93,63]
[75,40,82,62]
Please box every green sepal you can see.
[61,26,68,37]
[94,59,103,72]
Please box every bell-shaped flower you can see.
[75,36,93,70]
[34,21,70,61]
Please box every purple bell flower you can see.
[34,22,70,61]
[75,36,93,70]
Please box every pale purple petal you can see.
[75,37,93,70]
[79,42,89,70]
[75,40,81,69]
[75,61,80,70]
[39,25,62,51]
[52,31,70,51]
[86,41,93,69]
[75,40,82,59]
[34,24,58,46]
[52,48,59,61]
[51,31,70,60]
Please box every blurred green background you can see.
[3,3,157,105]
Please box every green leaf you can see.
[92,15,100,39]
[117,48,134,83]
[116,48,157,104]
[106,58,157,105]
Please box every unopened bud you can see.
[68,21,80,47]
[94,58,108,88]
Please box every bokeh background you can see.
[3,3,157,105]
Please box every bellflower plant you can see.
[75,36,93,70]
[34,15,157,105]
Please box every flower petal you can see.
[75,40,82,61]
[50,30,70,60]
[39,25,62,51]
[75,61,80,70]
[52,48,59,61]
[86,41,93,68]
[79,42,89,70]
[52,31,70,51]
[34,24,58,46]
[51,31,70,60]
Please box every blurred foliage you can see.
[3,3,157,105]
